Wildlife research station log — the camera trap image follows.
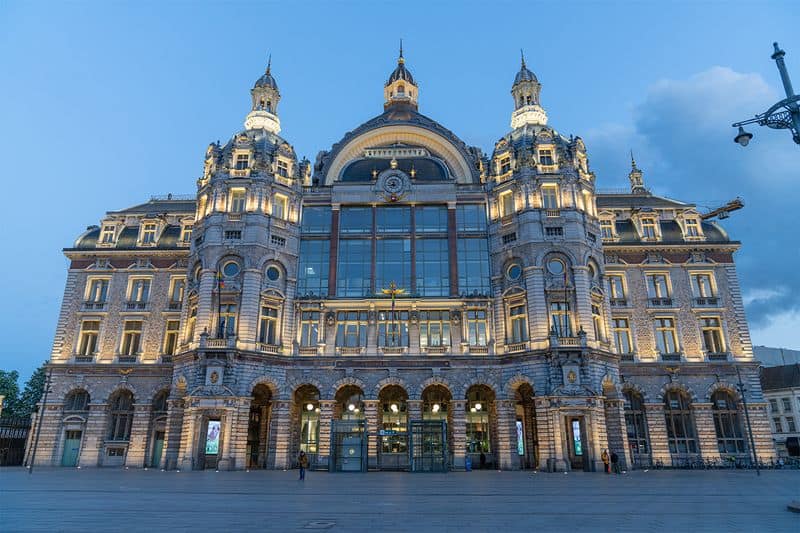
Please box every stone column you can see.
[494,399,520,470]
[526,267,549,343]
[268,400,292,470]
[450,400,466,470]
[407,400,422,422]
[693,403,721,460]
[162,398,184,470]
[573,266,594,342]
[316,400,335,470]
[79,404,107,467]
[178,407,198,470]
[644,403,671,465]
[237,269,263,351]
[228,399,251,470]
[604,398,632,469]
[124,404,152,467]
[364,400,379,470]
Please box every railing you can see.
[558,337,581,346]
[423,345,449,355]
[298,346,319,356]
[226,213,242,222]
[380,346,406,355]
[500,214,515,226]
[338,346,363,356]
[506,341,528,353]
[124,301,148,311]
[661,353,682,362]
[82,301,107,311]
[545,209,561,218]
[610,298,628,307]
[167,301,182,311]
[468,345,489,355]
[707,352,729,361]
[74,356,94,363]
[150,194,195,201]
[693,297,720,307]
[205,337,234,349]
[648,297,673,307]
[118,356,137,363]
[230,169,250,178]
[620,354,635,362]
[257,343,281,354]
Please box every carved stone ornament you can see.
[374,169,410,203]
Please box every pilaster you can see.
[693,402,721,460]
[643,403,671,464]
[237,270,263,350]
[364,400,379,470]
[79,404,107,467]
[162,399,184,469]
[124,404,152,467]
[316,400,335,470]
[268,400,292,469]
[450,400,466,470]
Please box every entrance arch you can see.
[514,383,537,469]
[293,385,321,467]
[416,384,452,472]
[330,385,367,471]
[378,385,409,470]
[247,384,272,469]
[465,384,496,469]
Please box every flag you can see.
[217,271,225,290]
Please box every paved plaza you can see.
[1,467,798,532]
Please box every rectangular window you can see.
[502,232,517,244]
[335,311,368,347]
[646,273,670,298]
[120,320,143,356]
[224,230,242,240]
[545,227,563,237]
[180,225,193,243]
[376,206,411,233]
[592,303,604,342]
[419,311,451,348]
[277,160,289,177]
[608,275,626,300]
[700,317,725,354]
[787,417,796,433]
[270,235,286,247]
[128,279,151,303]
[600,220,614,239]
[163,320,180,356]
[782,398,792,412]
[654,318,678,355]
[685,218,701,237]
[298,239,329,297]
[499,191,514,217]
[538,149,554,166]
[218,304,237,338]
[456,204,487,232]
[769,399,779,413]
[377,310,409,347]
[272,194,287,219]
[169,278,185,305]
[78,320,100,356]
[465,309,488,347]
[641,218,658,239]
[773,417,783,433]
[499,157,511,174]
[100,225,116,244]
[509,304,528,343]
[230,189,246,213]
[612,318,633,355]
[141,223,157,244]
[691,273,715,298]
[550,302,572,337]
[299,311,320,347]
[258,306,279,345]
[415,206,448,233]
[339,207,373,234]
[415,239,449,296]
[300,206,332,233]
[457,238,491,295]
[186,305,197,343]
[541,186,559,209]
[87,278,109,303]
[235,154,249,170]
[337,239,373,297]
[375,239,411,294]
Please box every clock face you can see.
[383,175,404,194]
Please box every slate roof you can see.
[761,364,800,391]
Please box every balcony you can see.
[337,346,364,356]
[692,297,720,307]
[610,298,628,307]
[648,297,673,307]
[620,353,635,362]
[230,169,250,178]
[74,355,94,363]
[506,341,529,353]
[167,301,182,311]
[707,352,729,361]
[82,301,107,311]
[298,346,319,356]
[226,213,243,222]
[202,336,237,349]
[124,301,149,311]
[256,343,281,355]
[380,346,407,356]
[118,355,137,363]
[422,345,449,355]
[545,209,561,218]
[660,353,682,362]
[468,345,489,355]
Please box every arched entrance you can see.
[378,385,408,471]
[465,385,496,469]
[415,384,452,472]
[514,383,537,469]
[247,384,272,469]
[330,385,366,471]
[293,385,321,467]
[148,390,168,468]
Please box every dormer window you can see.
[235,154,249,170]
[180,224,193,243]
[539,149,554,166]
[230,189,246,213]
[600,219,615,240]
[141,223,157,245]
[640,217,658,239]
[272,193,288,220]
[277,160,289,178]
[100,225,116,244]
[685,218,701,238]
[499,157,511,174]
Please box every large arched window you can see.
[664,390,697,455]
[107,390,134,441]
[295,385,321,456]
[623,390,649,458]
[712,390,746,454]
[466,386,493,453]
[152,390,168,415]
[64,390,90,412]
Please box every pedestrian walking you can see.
[610,451,620,474]
[601,449,610,474]
[298,450,309,481]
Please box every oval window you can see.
[266,265,281,281]
[507,263,522,280]
[547,258,565,275]
[222,261,240,278]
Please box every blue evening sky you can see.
[1,1,798,380]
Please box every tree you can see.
[0,370,21,417]
[16,363,48,418]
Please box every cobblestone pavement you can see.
[1,467,798,532]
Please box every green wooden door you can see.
[61,430,82,467]
[150,431,165,467]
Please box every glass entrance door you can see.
[409,420,448,472]
[566,417,588,471]
[61,430,82,467]
[330,419,367,472]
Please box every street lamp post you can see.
[735,365,760,476]
[732,42,800,146]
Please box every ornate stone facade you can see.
[30,50,775,471]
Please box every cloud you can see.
[584,66,800,349]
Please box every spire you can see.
[384,41,418,110]
[245,55,281,133]
[510,49,546,128]
[399,39,404,64]
[628,151,647,194]
[266,54,272,74]
[520,48,526,69]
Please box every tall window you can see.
[612,318,633,356]
[159,320,179,356]
[466,388,491,453]
[235,153,249,170]
[456,204,487,232]
[457,238,491,295]
[300,206,331,233]
[100,225,116,244]
[128,279,150,304]
[549,302,572,337]
[538,149,554,166]
[380,389,408,454]
[339,207,372,234]
[180,224,193,243]
[465,309,488,346]
[276,160,289,177]
[419,311,450,348]
[712,391,746,454]
[700,317,725,354]
[499,157,511,174]
[87,279,109,303]
[298,388,320,455]
[107,391,134,441]
[230,189,246,213]
[654,318,678,355]
[141,223,157,244]
[335,311,368,347]
[120,321,143,356]
[169,278,185,306]
[664,391,698,455]
[624,391,650,457]
[337,240,372,296]
[376,206,410,233]
[773,417,783,433]
[299,311,320,347]
[65,390,90,412]
[640,218,658,239]
[415,206,448,233]
[499,191,514,217]
[375,239,411,293]
[541,186,559,209]
[297,240,329,297]
[78,320,100,356]
[646,273,670,299]
[684,218,701,237]
[508,304,528,343]
[272,194,287,219]
[377,310,409,347]
[186,305,197,343]
[691,273,715,298]
[608,274,626,303]
[600,219,614,240]
[218,304,237,338]
[415,239,449,296]
[258,306,279,345]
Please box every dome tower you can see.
[384,41,419,110]
[510,50,547,129]
[245,56,282,134]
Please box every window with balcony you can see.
[378,310,409,348]
[608,274,627,306]
[335,311,368,348]
[499,191,514,217]
[272,194,288,220]
[541,186,559,209]
[508,304,528,344]
[691,273,717,305]
[258,306,279,345]
[700,317,725,355]
[612,318,633,357]
[218,304,237,338]
[77,320,100,356]
[465,309,488,347]
[538,149,554,166]
[140,223,157,244]
[654,317,678,356]
[169,278,185,309]
[127,279,150,309]
[120,320,143,356]
[230,189,246,213]
[235,154,249,170]
[100,225,116,244]
[600,219,615,240]
[549,302,572,337]
[163,320,180,356]
[86,278,109,306]
[299,311,320,347]
[646,273,671,305]
[419,311,450,348]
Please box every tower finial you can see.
[399,39,404,64]
[630,149,637,169]
[520,48,526,69]
[266,54,272,74]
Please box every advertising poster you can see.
[516,420,524,456]
[205,420,221,455]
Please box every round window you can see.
[507,263,522,280]
[266,265,281,282]
[547,258,565,275]
[222,261,240,278]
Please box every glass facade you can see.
[301,206,331,233]
[415,205,448,233]
[375,239,411,292]
[456,204,487,232]
[415,239,449,296]
[457,238,490,295]
[297,240,329,297]
[337,240,372,296]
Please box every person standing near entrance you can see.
[610,451,620,474]
[601,449,610,474]
[298,451,309,481]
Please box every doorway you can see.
[61,430,82,467]
[247,384,272,468]
[409,420,448,472]
[566,416,589,471]
[150,430,165,468]
[330,419,367,472]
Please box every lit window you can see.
[465,309,488,347]
[377,310,409,347]
[700,317,725,354]
[120,320,143,356]
[690,273,715,298]
[277,160,289,177]
[299,311,320,347]
[230,189,246,213]
[538,149,554,166]
[549,302,572,337]
[180,225,193,243]
[100,225,116,244]
[654,318,678,355]
[640,218,658,239]
[685,218,701,237]
[466,387,491,453]
[499,191,514,217]
[335,311,368,347]
[541,186,559,209]
[258,306,279,345]
[235,154,249,170]
[712,391,745,454]
[141,223,157,244]
[419,311,450,348]
[612,318,633,355]
[600,219,614,240]
[272,194,287,219]
[163,320,180,356]
[218,304,237,338]
[77,320,100,356]
[128,279,150,304]
[508,304,528,343]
